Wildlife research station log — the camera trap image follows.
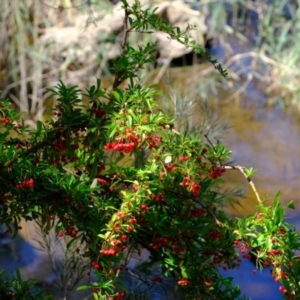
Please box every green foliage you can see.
[0,1,300,300]
[235,192,300,298]
[0,269,51,300]
[243,167,256,178]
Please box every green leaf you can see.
[287,200,295,209]
[243,167,256,177]
[77,285,92,291]
[181,267,188,278]
[126,114,133,127]
[274,205,284,225]
[99,279,113,288]
[207,178,223,189]
[15,268,22,281]
[90,160,99,180]
[273,191,281,209]
[128,16,133,26]
[111,89,122,102]
[36,120,42,134]
[90,179,98,189]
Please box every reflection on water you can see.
[220,260,282,300]
[0,229,37,274]
[221,90,300,215]
[0,221,93,299]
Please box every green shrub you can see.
[0,1,300,299]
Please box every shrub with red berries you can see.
[1,1,300,300]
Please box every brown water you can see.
[220,88,300,217]
[164,66,300,218]
[1,65,300,299]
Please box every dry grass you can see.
[2,0,300,117]
[0,0,112,124]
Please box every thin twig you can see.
[126,268,151,286]
[204,134,262,204]
[112,5,131,89]
[63,167,80,178]
[224,165,262,204]
[204,133,223,166]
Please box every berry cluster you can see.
[149,193,166,203]
[149,237,169,250]
[100,235,128,257]
[278,286,288,295]
[104,138,138,153]
[179,177,201,196]
[190,182,201,196]
[91,261,101,269]
[64,226,78,238]
[234,240,252,259]
[91,108,106,119]
[208,166,226,179]
[97,178,109,185]
[1,117,9,125]
[145,135,162,149]
[208,230,222,241]
[179,155,190,162]
[110,291,125,300]
[139,203,149,213]
[116,211,126,219]
[53,139,79,164]
[165,163,178,171]
[100,247,119,256]
[267,249,281,256]
[190,208,207,218]
[97,176,115,193]
[271,269,287,282]
[16,178,35,189]
[52,103,74,117]
[55,139,68,152]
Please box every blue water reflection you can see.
[220,260,282,300]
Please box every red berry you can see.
[91,261,100,269]
[127,226,134,233]
[151,276,163,283]
[120,234,127,241]
[177,279,189,286]
[129,218,137,224]
[140,203,149,211]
